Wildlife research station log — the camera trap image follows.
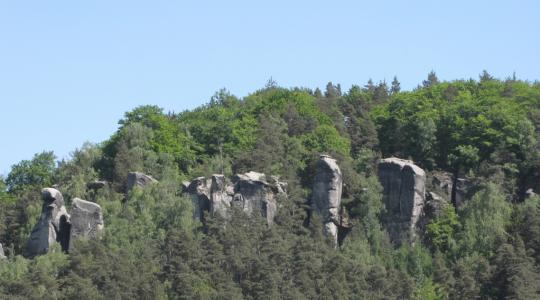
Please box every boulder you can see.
[378,157,426,244]
[312,155,343,246]
[69,198,104,249]
[25,188,71,258]
[126,172,157,192]
[86,180,109,190]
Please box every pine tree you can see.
[390,76,401,94]
[423,71,439,87]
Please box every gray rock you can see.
[181,181,191,192]
[431,172,453,196]
[378,157,426,245]
[126,172,157,192]
[69,198,104,249]
[425,192,449,220]
[525,188,537,199]
[25,188,71,258]
[0,243,6,259]
[210,175,233,218]
[233,171,279,225]
[185,172,285,224]
[430,171,474,207]
[86,180,109,190]
[312,155,343,246]
[187,177,212,221]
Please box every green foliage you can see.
[426,205,459,252]
[459,183,512,256]
[6,151,56,193]
[1,76,540,299]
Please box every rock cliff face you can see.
[26,188,71,257]
[26,189,104,257]
[185,171,286,224]
[377,157,426,245]
[69,198,104,249]
[312,155,343,246]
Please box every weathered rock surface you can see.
[233,171,281,225]
[378,157,426,245]
[126,172,157,192]
[87,180,109,190]
[312,155,343,246]
[25,188,71,258]
[424,192,450,220]
[429,171,474,207]
[0,243,6,259]
[526,188,537,199]
[184,172,285,224]
[210,175,233,218]
[187,177,212,221]
[69,198,104,249]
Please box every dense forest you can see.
[1,71,540,299]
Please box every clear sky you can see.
[1,0,539,175]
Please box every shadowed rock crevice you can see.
[25,188,104,258]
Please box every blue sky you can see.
[1,0,539,175]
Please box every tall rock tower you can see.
[312,155,343,246]
[377,157,426,245]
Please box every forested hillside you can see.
[1,72,540,299]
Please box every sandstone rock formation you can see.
[210,174,233,218]
[69,198,104,249]
[233,171,282,225]
[87,180,109,190]
[26,188,71,258]
[184,172,285,224]
[26,188,106,257]
[311,155,343,246]
[430,171,474,207]
[126,172,157,192]
[0,243,6,259]
[186,177,212,221]
[378,157,426,244]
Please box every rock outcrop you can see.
[126,172,157,192]
[69,198,104,249]
[184,172,285,224]
[87,180,109,190]
[311,155,343,246]
[186,177,212,221]
[25,188,71,258]
[0,243,6,259]
[378,157,426,245]
[232,171,282,225]
[210,175,233,218]
[430,171,474,207]
[26,189,105,257]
